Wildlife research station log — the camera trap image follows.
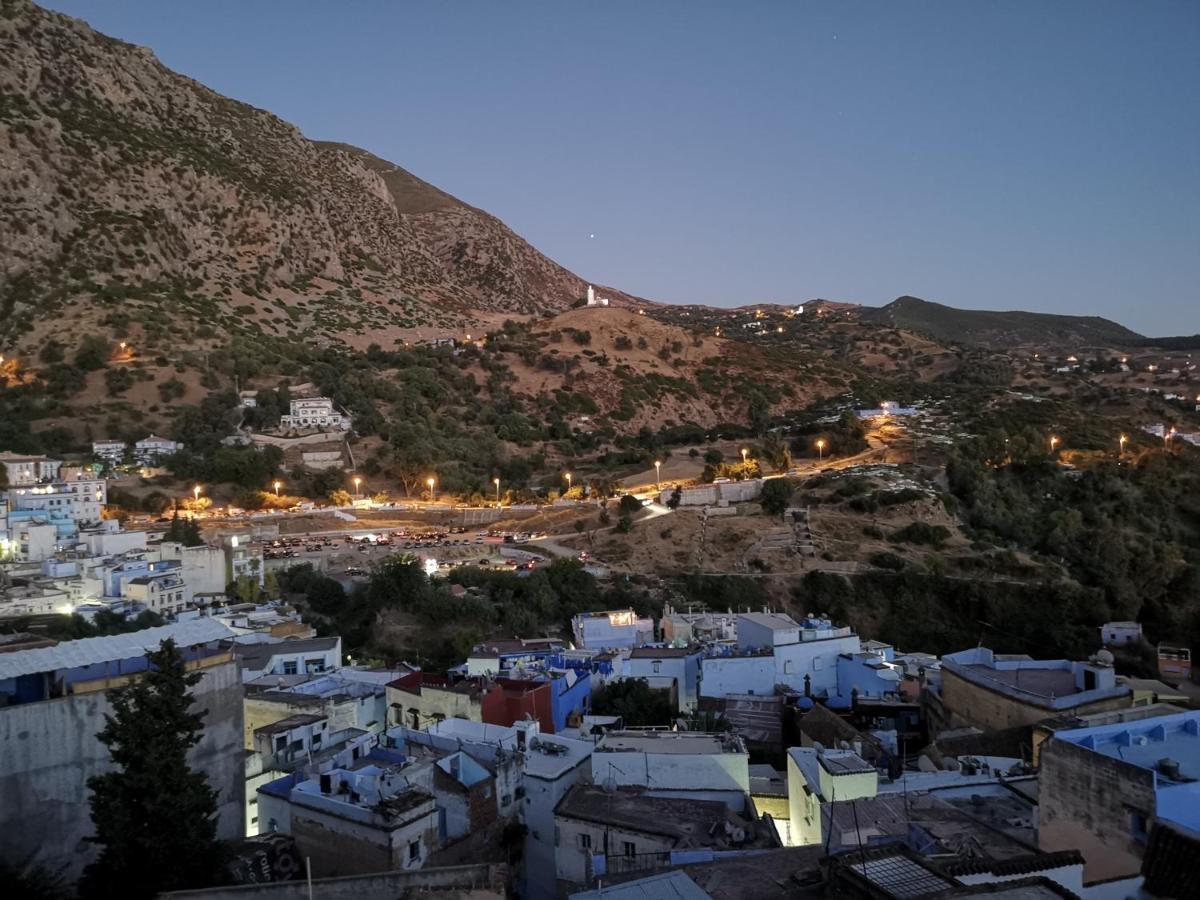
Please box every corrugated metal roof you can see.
[0,619,234,681]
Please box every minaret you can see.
[586,285,595,306]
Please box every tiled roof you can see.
[0,619,233,680]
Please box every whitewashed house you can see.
[280,398,349,431]
[134,434,183,464]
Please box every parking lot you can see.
[254,526,550,582]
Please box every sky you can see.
[43,1,1200,335]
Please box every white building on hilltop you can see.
[585,285,609,307]
[280,398,350,431]
[91,440,126,466]
[134,434,183,465]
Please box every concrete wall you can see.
[0,659,244,880]
[522,759,591,900]
[700,654,776,698]
[775,635,862,696]
[288,804,437,878]
[554,815,674,886]
[1038,737,1156,882]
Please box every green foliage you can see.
[760,477,796,516]
[888,522,951,547]
[75,334,110,371]
[165,512,204,547]
[869,551,907,570]
[591,679,674,727]
[82,639,223,898]
[617,494,642,516]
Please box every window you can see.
[652,661,662,674]
[623,841,636,858]
[282,660,298,675]
[274,735,287,752]
[579,833,592,850]
[408,840,421,862]
[1130,811,1149,843]
[783,660,794,675]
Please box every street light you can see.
[353,476,362,499]
[741,447,749,466]
[816,439,825,461]
[1119,435,1128,454]
[564,472,572,493]
[654,460,662,490]
[427,477,437,502]
[1049,436,1060,453]
[273,480,282,496]
[494,477,501,502]
[193,484,201,503]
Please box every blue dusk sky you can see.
[42,1,1200,335]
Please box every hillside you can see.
[0,0,630,348]
[860,296,1145,349]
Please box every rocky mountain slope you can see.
[860,296,1144,349]
[0,0,632,347]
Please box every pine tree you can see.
[165,511,185,543]
[81,639,224,898]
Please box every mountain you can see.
[860,296,1145,349]
[0,0,634,347]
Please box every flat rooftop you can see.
[738,612,798,630]
[960,664,1078,698]
[596,730,744,756]
[254,713,324,737]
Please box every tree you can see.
[329,489,353,506]
[164,512,204,547]
[75,335,110,371]
[592,679,673,726]
[81,639,223,898]
[760,478,795,516]
[762,433,792,474]
[667,486,682,510]
[617,494,642,516]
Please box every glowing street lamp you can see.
[494,477,501,502]
[427,477,437,502]
[353,476,362,499]
[654,460,662,490]
[741,447,749,466]
[564,472,572,493]
[1119,435,1128,454]
[1050,436,1060,453]
[193,484,201,503]
[1166,427,1177,447]
[816,439,826,461]
[273,480,282,496]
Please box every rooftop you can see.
[738,611,798,631]
[0,619,232,681]
[253,713,324,737]
[596,730,745,756]
[1053,709,1200,830]
[232,636,340,669]
[629,646,700,659]
[557,785,757,846]
[568,871,710,900]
